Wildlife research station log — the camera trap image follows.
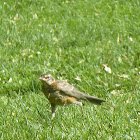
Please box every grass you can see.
[0,0,140,139]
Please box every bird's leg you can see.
[51,104,56,119]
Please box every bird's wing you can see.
[56,80,106,105]
[56,80,86,99]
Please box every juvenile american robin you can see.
[39,74,105,119]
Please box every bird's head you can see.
[39,74,55,85]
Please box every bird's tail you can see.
[83,94,105,105]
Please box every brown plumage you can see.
[39,74,105,118]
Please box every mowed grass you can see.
[0,0,140,139]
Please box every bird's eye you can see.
[46,76,50,80]
[44,75,49,79]
[44,74,52,80]
[47,76,50,79]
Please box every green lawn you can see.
[0,0,140,139]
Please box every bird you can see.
[39,74,105,119]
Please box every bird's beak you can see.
[39,77,43,80]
